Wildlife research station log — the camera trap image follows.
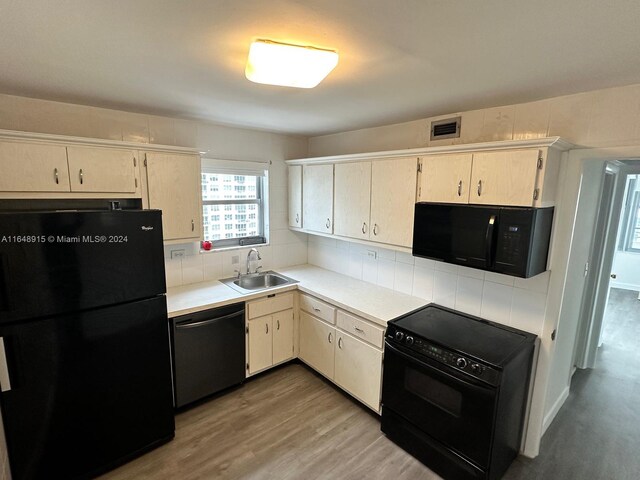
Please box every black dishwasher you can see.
[171,302,245,408]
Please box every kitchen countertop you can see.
[167,264,428,326]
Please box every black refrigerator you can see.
[0,208,175,480]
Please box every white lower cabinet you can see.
[299,310,336,379]
[334,331,383,411]
[246,292,295,376]
[298,293,385,413]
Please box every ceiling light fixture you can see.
[245,39,338,89]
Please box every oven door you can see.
[382,342,497,468]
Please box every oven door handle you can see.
[385,342,494,392]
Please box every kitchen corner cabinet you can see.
[66,146,138,193]
[0,141,70,192]
[303,164,334,234]
[333,157,418,247]
[144,152,202,242]
[288,165,303,228]
[246,292,295,376]
[297,292,384,412]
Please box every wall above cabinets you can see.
[286,136,572,252]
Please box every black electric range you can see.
[381,304,537,480]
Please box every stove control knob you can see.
[405,336,414,346]
[395,331,405,342]
[456,357,468,369]
[471,363,482,374]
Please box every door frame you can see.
[574,160,640,368]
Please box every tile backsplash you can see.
[308,235,549,336]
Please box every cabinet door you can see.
[299,311,335,379]
[334,162,372,239]
[248,315,273,375]
[418,154,473,203]
[288,165,303,228]
[469,150,540,206]
[0,141,70,192]
[303,164,334,233]
[272,309,294,365]
[370,157,418,247]
[334,332,383,411]
[145,152,202,241]
[67,146,137,193]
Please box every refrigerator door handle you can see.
[0,337,11,392]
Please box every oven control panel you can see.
[386,326,499,383]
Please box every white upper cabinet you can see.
[288,165,303,228]
[418,153,473,204]
[67,146,138,193]
[370,157,418,247]
[145,152,202,241]
[303,164,334,234]
[0,141,70,192]
[334,162,372,239]
[469,149,541,207]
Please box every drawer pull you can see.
[354,326,365,334]
[313,307,321,312]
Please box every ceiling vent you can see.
[430,117,461,141]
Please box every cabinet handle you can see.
[373,224,379,236]
[0,337,11,392]
[457,180,462,196]
[295,213,299,224]
[477,180,482,197]
[326,218,331,229]
[328,332,332,344]
[338,337,343,349]
[354,326,365,334]
[191,219,195,232]
[54,168,59,184]
[362,222,367,234]
[266,323,269,334]
[277,319,280,330]
[79,169,84,185]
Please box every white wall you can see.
[611,252,640,290]
[308,83,640,157]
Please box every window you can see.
[620,174,640,252]
[201,159,268,248]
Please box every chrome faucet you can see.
[246,248,262,275]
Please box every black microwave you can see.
[412,203,554,278]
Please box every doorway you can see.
[575,162,640,369]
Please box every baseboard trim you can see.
[542,386,570,434]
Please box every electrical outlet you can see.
[170,249,185,259]
[367,250,377,259]
[231,255,240,265]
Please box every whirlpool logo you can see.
[141,226,154,231]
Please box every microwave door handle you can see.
[485,215,497,268]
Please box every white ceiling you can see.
[1,0,640,136]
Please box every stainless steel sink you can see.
[220,271,298,294]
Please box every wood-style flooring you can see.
[101,288,640,480]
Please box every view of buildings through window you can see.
[201,173,262,243]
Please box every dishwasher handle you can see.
[175,310,244,330]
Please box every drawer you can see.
[247,292,294,319]
[337,310,385,349]
[299,293,336,325]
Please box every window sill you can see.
[199,243,269,254]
